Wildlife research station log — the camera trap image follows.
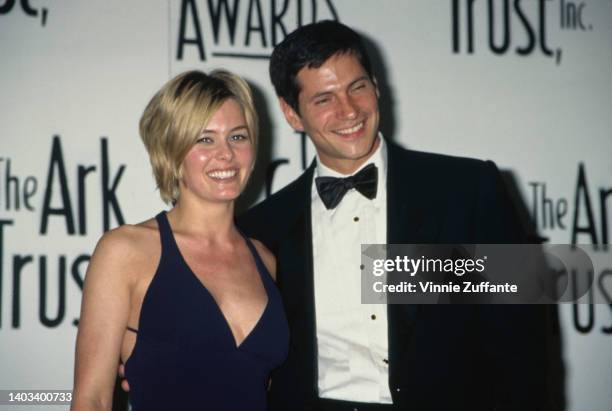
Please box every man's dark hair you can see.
[269,20,374,113]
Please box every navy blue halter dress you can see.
[124,212,289,410]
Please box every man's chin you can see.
[350,134,379,159]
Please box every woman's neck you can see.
[167,197,238,244]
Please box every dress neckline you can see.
[159,211,271,350]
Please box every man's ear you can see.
[372,76,380,99]
[279,98,304,132]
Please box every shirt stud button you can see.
[353,216,359,222]
[383,358,389,364]
[371,314,376,320]
[360,264,365,270]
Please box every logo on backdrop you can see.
[528,163,612,335]
[451,0,595,64]
[0,0,49,26]
[175,0,339,61]
[0,136,126,329]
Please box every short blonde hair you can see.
[139,70,258,203]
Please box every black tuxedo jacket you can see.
[237,142,546,411]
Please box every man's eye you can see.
[352,82,367,91]
[315,98,329,105]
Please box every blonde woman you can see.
[71,70,288,410]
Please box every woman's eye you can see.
[230,134,248,142]
[197,136,214,144]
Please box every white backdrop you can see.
[1,1,611,410]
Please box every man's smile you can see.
[334,121,365,136]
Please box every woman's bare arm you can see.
[71,228,136,411]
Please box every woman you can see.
[71,70,289,410]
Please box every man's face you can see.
[280,53,380,175]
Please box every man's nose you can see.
[337,95,358,120]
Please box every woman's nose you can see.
[216,141,234,161]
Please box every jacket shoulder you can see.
[236,167,312,248]
[390,143,497,178]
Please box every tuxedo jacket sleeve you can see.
[237,142,547,411]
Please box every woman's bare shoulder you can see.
[250,238,277,281]
[91,218,160,271]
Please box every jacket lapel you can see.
[385,143,439,392]
[387,142,439,245]
[275,161,319,402]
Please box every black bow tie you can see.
[315,163,378,210]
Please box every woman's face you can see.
[179,98,254,204]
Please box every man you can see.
[237,20,546,411]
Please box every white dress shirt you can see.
[311,135,392,403]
